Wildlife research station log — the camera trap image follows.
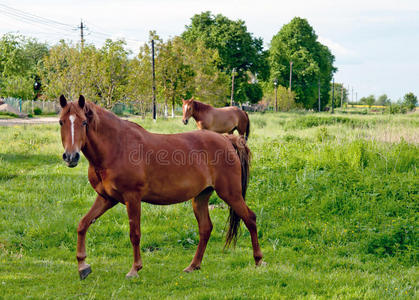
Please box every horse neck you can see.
[82,108,124,168]
[192,101,211,120]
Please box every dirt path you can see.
[0,117,59,126]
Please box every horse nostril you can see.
[74,152,80,161]
[62,153,68,161]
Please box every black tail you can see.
[244,111,250,141]
[225,135,251,248]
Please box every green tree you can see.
[0,33,48,99]
[182,11,268,104]
[40,41,98,102]
[182,39,230,107]
[269,17,336,109]
[402,92,418,111]
[329,83,348,108]
[261,81,296,111]
[156,37,194,117]
[126,44,152,115]
[376,94,391,106]
[95,39,130,108]
[360,95,376,108]
[41,39,130,108]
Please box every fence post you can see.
[32,100,34,114]
[19,99,22,112]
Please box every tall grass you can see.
[0,112,417,299]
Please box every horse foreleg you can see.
[125,194,142,278]
[77,195,117,279]
[184,190,213,272]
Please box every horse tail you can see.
[224,135,251,248]
[244,111,250,141]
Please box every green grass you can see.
[0,111,19,119]
[0,112,418,299]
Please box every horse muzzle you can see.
[62,151,80,168]
[182,119,188,125]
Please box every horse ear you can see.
[78,95,85,109]
[182,99,186,103]
[59,95,67,108]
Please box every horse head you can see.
[58,95,90,168]
[182,98,195,125]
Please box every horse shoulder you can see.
[87,165,110,199]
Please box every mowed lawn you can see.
[0,112,418,299]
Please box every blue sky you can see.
[1,0,418,101]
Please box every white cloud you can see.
[318,36,354,57]
[0,0,418,99]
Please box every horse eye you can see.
[82,121,88,126]
[59,120,63,126]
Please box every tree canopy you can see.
[3,13,411,114]
[182,11,268,104]
[402,92,418,111]
[269,17,336,109]
[0,33,48,99]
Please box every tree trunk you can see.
[171,95,175,118]
[164,98,168,118]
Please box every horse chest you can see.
[90,168,121,202]
[196,121,205,130]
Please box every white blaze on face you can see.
[183,103,189,115]
[69,114,76,145]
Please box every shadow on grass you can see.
[0,152,61,167]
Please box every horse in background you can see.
[182,99,250,141]
[58,95,263,279]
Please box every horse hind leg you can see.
[216,186,263,265]
[184,188,214,272]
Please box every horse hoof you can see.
[183,265,200,273]
[79,266,92,280]
[256,260,267,267]
[126,271,139,278]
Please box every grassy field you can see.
[0,112,418,299]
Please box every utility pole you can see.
[351,87,354,103]
[289,61,293,91]
[318,77,321,112]
[331,78,335,113]
[79,20,85,49]
[230,68,236,106]
[151,39,156,121]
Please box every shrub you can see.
[33,107,42,115]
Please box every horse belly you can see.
[142,167,212,205]
[214,119,236,133]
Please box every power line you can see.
[0,8,77,36]
[0,3,144,48]
[84,21,143,43]
[0,12,78,41]
[0,3,75,29]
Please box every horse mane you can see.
[192,100,212,113]
[83,102,100,130]
[84,102,145,132]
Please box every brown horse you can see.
[182,99,250,140]
[58,95,263,279]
